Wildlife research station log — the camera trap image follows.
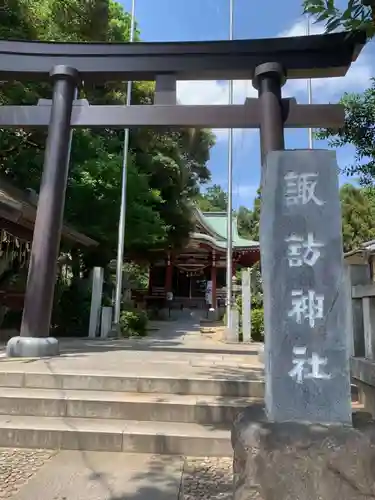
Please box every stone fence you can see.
[348,262,375,415]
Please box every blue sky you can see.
[120,0,375,209]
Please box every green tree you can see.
[237,189,261,240]
[0,0,215,269]
[340,184,375,251]
[303,0,375,37]
[236,191,262,310]
[196,184,228,212]
[123,262,149,290]
[314,79,375,186]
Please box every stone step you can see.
[0,387,260,425]
[0,371,265,397]
[0,415,232,456]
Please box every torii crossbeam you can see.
[0,99,344,129]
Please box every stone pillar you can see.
[165,252,173,293]
[88,267,104,339]
[241,267,252,343]
[148,265,153,295]
[230,307,240,342]
[231,151,373,500]
[6,65,79,358]
[261,150,352,424]
[348,263,371,357]
[100,306,112,339]
[211,251,217,309]
[363,295,375,359]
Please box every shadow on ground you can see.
[82,452,184,500]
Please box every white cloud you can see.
[176,17,374,140]
[177,79,254,106]
[236,183,258,199]
[278,18,324,38]
[282,19,373,100]
[176,80,255,141]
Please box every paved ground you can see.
[5,450,184,500]
[0,316,263,382]
[0,316,364,498]
[0,449,233,499]
[0,315,255,499]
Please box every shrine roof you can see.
[0,176,97,247]
[193,208,259,250]
[344,239,375,260]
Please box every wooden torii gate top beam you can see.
[0,31,366,82]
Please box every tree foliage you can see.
[0,0,215,269]
[196,183,261,240]
[196,184,228,212]
[315,79,375,186]
[237,189,261,241]
[340,184,375,251]
[303,0,375,37]
[123,262,149,290]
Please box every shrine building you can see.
[146,208,260,312]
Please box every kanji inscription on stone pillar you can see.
[260,150,351,424]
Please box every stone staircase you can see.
[0,371,264,456]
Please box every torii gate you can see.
[0,31,366,357]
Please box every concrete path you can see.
[0,314,263,382]
[10,451,184,500]
[0,315,256,498]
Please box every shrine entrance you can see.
[173,271,206,300]
[144,209,259,314]
[0,31,365,357]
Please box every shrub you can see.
[119,309,148,337]
[251,308,264,342]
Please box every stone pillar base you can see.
[108,323,120,338]
[6,336,59,358]
[207,308,219,322]
[232,406,375,500]
[356,379,375,418]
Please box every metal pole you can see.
[7,65,79,358]
[306,15,314,149]
[226,0,234,329]
[114,0,136,327]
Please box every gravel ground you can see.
[0,448,56,498]
[181,457,233,500]
[0,450,233,499]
